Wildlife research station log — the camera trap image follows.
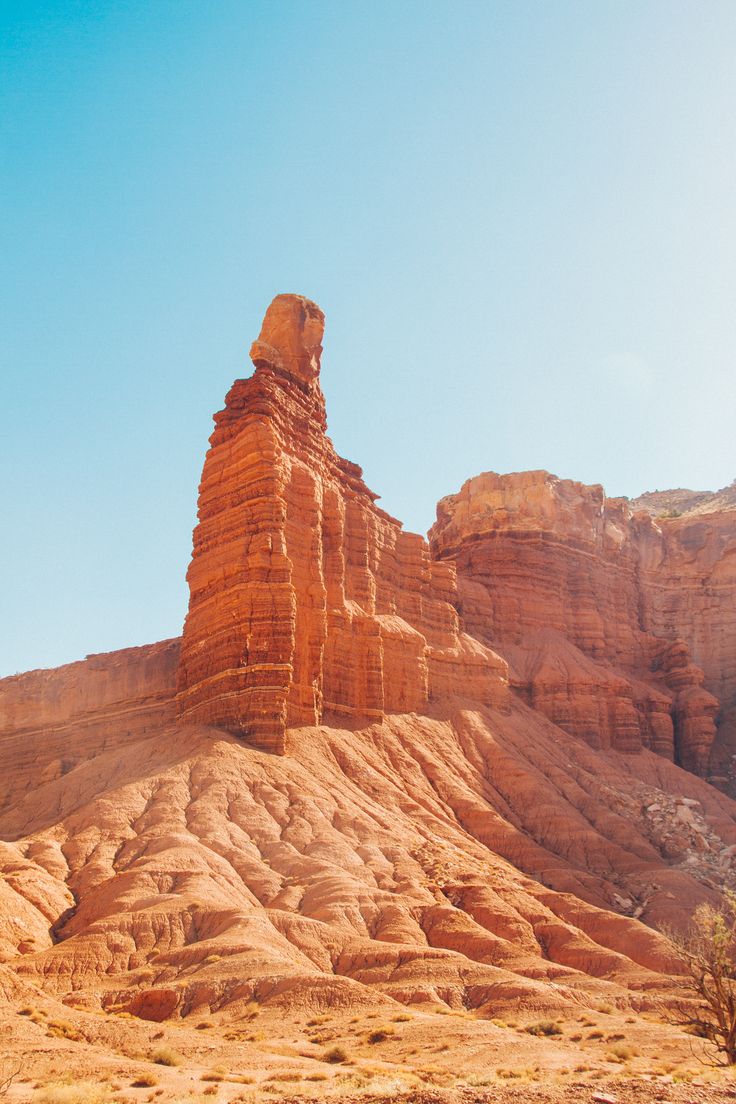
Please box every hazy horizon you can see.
[2,0,735,675]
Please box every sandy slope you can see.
[2,696,736,1099]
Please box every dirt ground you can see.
[4,999,736,1104]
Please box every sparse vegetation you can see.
[34,1084,111,1104]
[131,1074,158,1088]
[663,889,736,1065]
[46,1019,83,1042]
[322,1045,349,1064]
[1,1063,22,1098]
[524,1020,562,1037]
[607,1044,633,1062]
[150,1047,183,1067]
[367,1026,394,1043]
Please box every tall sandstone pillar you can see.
[176,294,506,752]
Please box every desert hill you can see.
[2,294,736,1100]
[631,481,736,519]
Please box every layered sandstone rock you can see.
[641,511,736,780]
[0,639,179,810]
[430,470,734,784]
[177,295,506,752]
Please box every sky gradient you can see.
[2,0,735,675]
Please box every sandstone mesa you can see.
[1,293,736,1098]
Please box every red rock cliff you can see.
[177,295,506,752]
[430,471,733,785]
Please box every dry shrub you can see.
[322,1045,349,1064]
[524,1021,561,1037]
[367,1026,394,1044]
[150,1047,183,1067]
[35,1084,111,1104]
[131,1074,158,1088]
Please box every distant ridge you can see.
[632,479,736,518]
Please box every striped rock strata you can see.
[430,471,733,784]
[177,295,506,752]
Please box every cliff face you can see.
[177,299,735,785]
[429,471,734,786]
[0,639,179,810]
[177,295,505,752]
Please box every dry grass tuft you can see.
[367,1026,394,1044]
[35,1083,111,1104]
[524,1021,562,1037]
[322,1045,349,1064]
[150,1047,183,1067]
[131,1074,158,1088]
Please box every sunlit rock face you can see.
[176,294,506,752]
[430,470,734,786]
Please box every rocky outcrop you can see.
[641,512,736,780]
[632,478,736,518]
[430,470,734,785]
[0,639,179,810]
[177,295,506,753]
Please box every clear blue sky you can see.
[2,0,735,676]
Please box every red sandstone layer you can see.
[176,295,506,752]
[429,471,734,787]
[0,639,179,809]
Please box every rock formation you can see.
[0,639,179,811]
[429,470,733,784]
[177,294,506,752]
[1,293,736,1086]
[632,478,736,518]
